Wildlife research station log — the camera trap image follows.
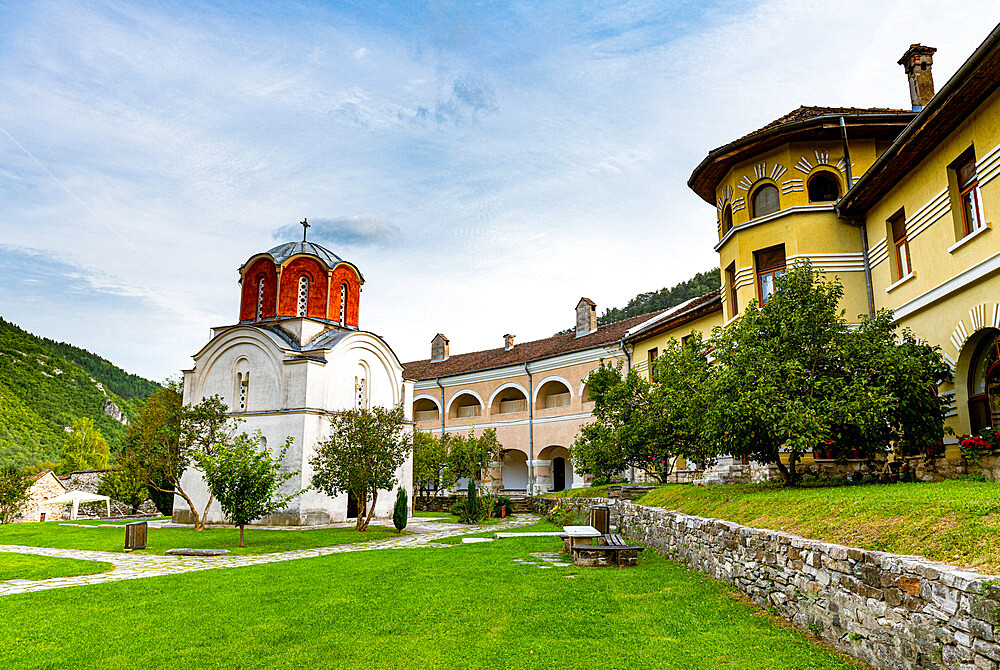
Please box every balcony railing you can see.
[497,398,528,414]
[542,392,571,409]
[456,405,482,418]
[414,410,439,423]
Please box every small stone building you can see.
[16,470,67,522]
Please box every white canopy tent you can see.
[45,490,112,520]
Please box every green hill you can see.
[557,268,721,335]
[0,317,160,469]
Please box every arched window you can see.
[297,276,309,317]
[355,376,367,410]
[340,283,348,324]
[751,184,780,218]
[808,172,840,202]
[969,330,1000,433]
[256,277,265,320]
[720,204,733,235]
[237,372,249,411]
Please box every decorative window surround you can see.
[948,221,992,253]
[885,271,917,293]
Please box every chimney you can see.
[503,334,515,351]
[898,44,937,111]
[575,297,597,338]
[430,333,449,362]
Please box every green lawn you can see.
[0,534,863,669]
[0,521,400,556]
[638,479,1000,574]
[0,553,112,581]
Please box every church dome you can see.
[237,234,364,328]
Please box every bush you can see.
[393,488,408,532]
[449,501,466,517]
[494,495,512,517]
[546,503,583,526]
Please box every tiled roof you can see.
[736,106,910,143]
[28,469,53,483]
[623,289,722,342]
[240,240,365,281]
[402,309,670,380]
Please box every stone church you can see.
[174,225,413,525]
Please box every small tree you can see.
[443,428,501,490]
[62,417,110,472]
[413,431,449,497]
[97,468,149,514]
[0,466,31,524]
[119,382,239,530]
[310,404,411,531]
[198,432,301,547]
[393,487,408,532]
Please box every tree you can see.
[118,381,239,530]
[393,487,408,532]
[198,432,301,547]
[705,264,950,486]
[310,404,411,531]
[97,467,149,514]
[62,417,110,472]
[413,431,449,497]
[0,465,31,523]
[571,342,716,483]
[442,428,501,489]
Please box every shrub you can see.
[494,495,512,517]
[449,501,466,517]
[393,487,408,532]
[545,503,582,526]
[459,481,480,524]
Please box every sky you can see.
[1,0,999,382]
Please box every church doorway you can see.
[552,457,566,492]
[969,330,1000,433]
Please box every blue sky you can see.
[1,0,998,381]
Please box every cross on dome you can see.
[301,218,310,241]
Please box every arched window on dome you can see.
[720,203,733,236]
[297,275,309,317]
[807,171,841,202]
[751,184,780,218]
[235,358,251,412]
[256,277,266,320]
[340,283,348,324]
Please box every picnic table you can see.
[563,525,643,568]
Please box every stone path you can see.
[0,514,540,598]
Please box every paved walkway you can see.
[0,514,540,598]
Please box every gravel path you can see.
[0,514,539,597]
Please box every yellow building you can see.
[627,26,1000,478]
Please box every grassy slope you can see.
[0,317,160,468]
[638,480,1000,574]
[0,553,112,581]
[0,535,863,670]
[0,522,399,556]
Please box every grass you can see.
[0,534,865,669]
[0,553,112,581]
[544,484,612,498]
[0,521,401,556]
[637,478,1000,574]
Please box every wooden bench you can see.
[570,533,643,568]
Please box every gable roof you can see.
[839,25,1000,216]
[688,106,915,203]
[402,309,670,380]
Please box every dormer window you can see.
[751,184,779,218]
[807,172,840,202]
[340,283,348,324]
[297,276,309,317]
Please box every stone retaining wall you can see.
[531,496,1000,670]
[414,496,463,513]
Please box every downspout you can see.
[621,337,634,483]
[435,377,445,437]
[839,117,876,320]
[524,361,534,495]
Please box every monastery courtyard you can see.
[0,514,864,670]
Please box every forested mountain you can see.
[0,318,160,469]
[557,268,720,334]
